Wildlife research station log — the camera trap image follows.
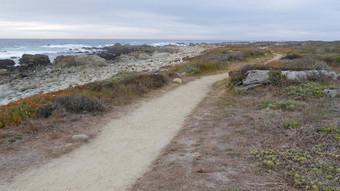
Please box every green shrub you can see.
[253,100,301,111]
[109,71,137,82]
[285,82,337,99]
[180,64,201,75]
[269,70,285,85]
[243,50,265,58]
[317,124,340,142]
[284,120,300,128]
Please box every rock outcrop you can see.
[0,59,15,70]
[236,70,340,91]
[19,54,50,67]
[52,55,76,68]
[10,54,51,77]
[53,55,107,69]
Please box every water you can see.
[0,39,226,64]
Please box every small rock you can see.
[323,89,338,98]
[330,107,340,113]
[72,134,89,141]
[173,78,183,84]
[196,168,209,173]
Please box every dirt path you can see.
[265,53,282,64]
[0,73,228,191]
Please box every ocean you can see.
[0,39,226,64]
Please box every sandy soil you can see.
[0,73,228,191]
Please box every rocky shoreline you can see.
[0,44,212,106]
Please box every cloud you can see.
[0,0,339,40]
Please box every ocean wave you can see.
[0,50,59,59]
[149,42,187,47]
[42,44,91,50]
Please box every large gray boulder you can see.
[242,70,270,86]
[19,54,50,67]
[281,70,339,81]
[74,55,107,67]
[0,59,15,70]
[323,89,339,98]
[53,55,107,69]
[236,70,340,91]
[52,55,77,68]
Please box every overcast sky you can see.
[0,0,339,40]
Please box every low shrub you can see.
[243,50,265,58]
[285,82,337,99]
[251,148,339,190]
[284,120,300,128]
[253,100,301,111]
[108,71,137,82]
[268,70,285,85]
[317,124,340,142]
[283,56,331,71]
[37,103,57,118]
[180,64,201,75]
[321,56,340,68]
[53,95,105,113]
[174,48,266,76]
[281,54,303,60]
[121,74,166,90]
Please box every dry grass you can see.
[171,47,267,76]
[0,129,5,138]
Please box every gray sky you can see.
[0,0,339,40]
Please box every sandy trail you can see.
[0,73,228,191]
[265,53,282,64]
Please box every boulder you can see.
[236,70,340,91]
[53,55,107,69]
[74,55,107,67]
[323,89,338,98]
[72,134,89,141]
[0,70,10,84]
[281,70,339,81]
[173,78,183,84]
[242,70,270,86]
[0,59,15,70]
[53,55,77,68]
[19,54,50,67]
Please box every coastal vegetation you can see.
[171,47,266,75]
[0,72,167,128]
[1,42,339,190]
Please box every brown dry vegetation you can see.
[131,72,339,191]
